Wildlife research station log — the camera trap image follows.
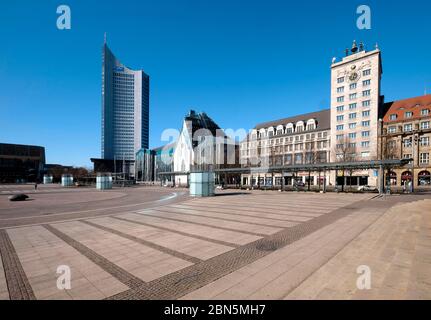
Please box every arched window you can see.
[276,125,284,136]
[267,127,275,137]
[386,171,397,186]
[418,170,431,186]
[306,119,316,131]
[259,128,266,139]
[286,123,294,134]
[401,171,412,184]
[296,121,305,133]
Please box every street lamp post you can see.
[411,134,419,193]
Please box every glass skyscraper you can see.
[101,40,149,162]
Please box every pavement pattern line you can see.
[189,198,347,207]
[116,213,260,246]
[50,220,193,282]
[0,230,36,300]
[6,226,129,300]
[135,211,269,237]
[166,205,311,222]
[168,204,314,222]
[42,224,146,290]
[181,201,344,216]
[181,209,381,300]
[106,198,371,300]
[112,216,240,249]
[150,207,296,229]
[81,220,202,265]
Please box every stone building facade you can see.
[381,95,431,188]
[240,110,332,187]
[239,41,431,190]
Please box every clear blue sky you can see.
[1,0,430,167]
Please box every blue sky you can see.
[1,0,430,167]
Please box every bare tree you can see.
[332,137,357,191]
[382,138,400,160]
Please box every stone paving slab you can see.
[137,209,282,236]
[181,208,382,300]
[284,199,431,300]
[117,213,261,246]
[188,200,337,215]
[6,226,128,300]
[1,188,429,300]
[85,217,233,261]
[161,205,300,227]
[170,204,316,221]
[50,221,193,282]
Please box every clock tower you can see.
[330,41,383,185]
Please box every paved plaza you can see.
[0,185,430,300]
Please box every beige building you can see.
[330,41,383,186]
[381,95,431,188]
[240,110,331,188]
[238,41,430,191]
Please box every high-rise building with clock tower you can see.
[330,41,383,185]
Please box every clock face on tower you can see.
[345,64,361,83]
[349,72,359,82]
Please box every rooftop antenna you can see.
[425,83,428,96]
[375,42,379,50]
[104,32,107,45]
[351,40,358,54]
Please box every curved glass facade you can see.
[101,43,149,161]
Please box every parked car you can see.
[295,181,306,188]
[357,185,378,192]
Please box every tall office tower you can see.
[330,41,382,185]
[101,39,149,162]
[331,41,382,161]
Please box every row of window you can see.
[242,141,329,153]
[337,131,371,140]
[336,121,371,131]
[389,109,430,120]
[336,152,371,159]
[336,80,371,93]
[243,152,328,164]
[387,121,430,133]
[336,90,371,103]
[250,127,328,141]
[253,125,317,139]
[336,100,371,112]
[244,132,329,148]
[402,136,430,147]
[341,101,370,111]
[336,111,371,122]
[336,141,370,149]
[402,153,430,164]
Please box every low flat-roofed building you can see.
[91,158,135,180]
[135,143,175,183]
[0,143,46,183]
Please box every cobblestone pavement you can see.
[0,187,429,300]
